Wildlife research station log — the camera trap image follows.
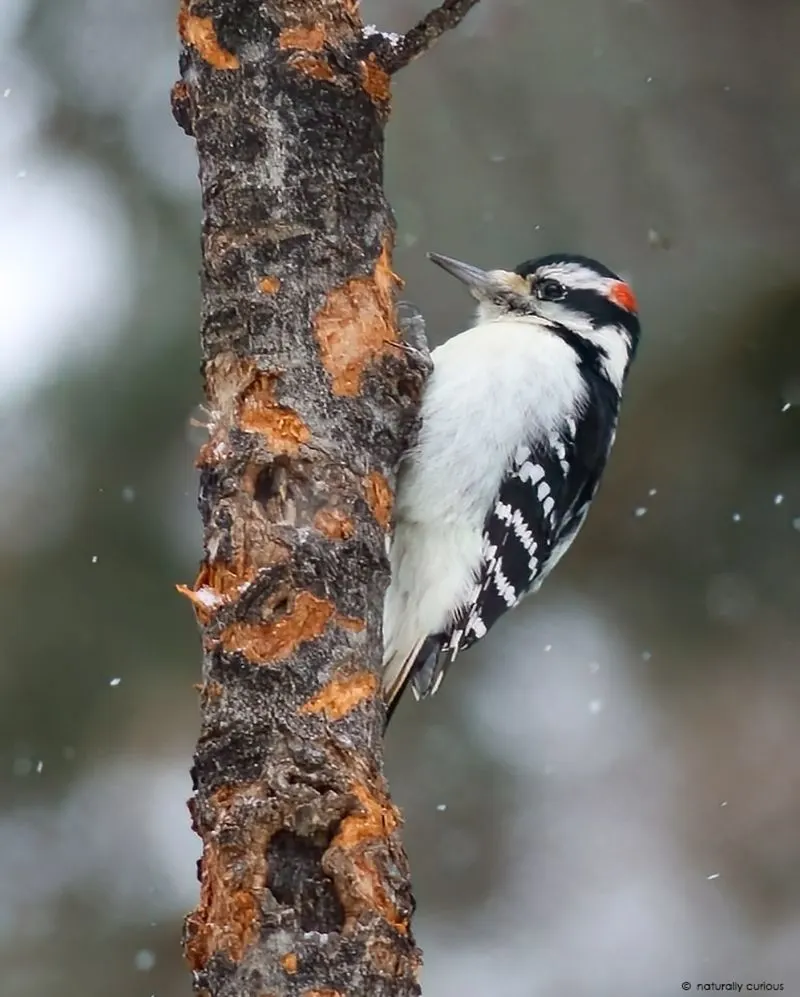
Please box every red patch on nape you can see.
[608,281,638,313]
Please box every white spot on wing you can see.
[518,461,545,484]
[467,615,486,638]
[514,444,531,466]
[492,557,518,606]
[510,509,537,553]
[495,500,513,524]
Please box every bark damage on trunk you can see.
[173,2,477,996]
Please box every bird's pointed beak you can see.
[427,252,494,293]
[427,252,524,301]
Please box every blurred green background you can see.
[2,1,799,994]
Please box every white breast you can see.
[396,317,586,531]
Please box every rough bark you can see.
[172,1,477,996]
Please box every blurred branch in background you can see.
[172,2,474,996]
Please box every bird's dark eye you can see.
[536,279,566,302]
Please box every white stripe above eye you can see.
[537,262,616,296]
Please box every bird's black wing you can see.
[409,368,619,700]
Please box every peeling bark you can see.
[174,2,477,995]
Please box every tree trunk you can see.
[173,2,477,995]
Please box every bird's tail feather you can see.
[383,635,450,726]
[382,636,427,716]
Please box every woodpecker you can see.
[382,251,640,720]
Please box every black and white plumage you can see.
[382,251,641,720]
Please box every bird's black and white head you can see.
[428,250,640,389]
